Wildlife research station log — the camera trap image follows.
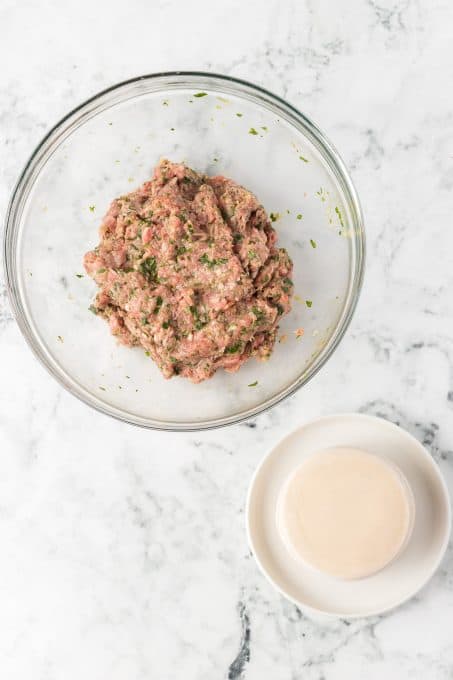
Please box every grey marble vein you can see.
[228,601,251,679]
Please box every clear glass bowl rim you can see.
[3,71,365,431]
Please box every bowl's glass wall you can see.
[5,74,364,429]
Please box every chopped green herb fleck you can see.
[189,305,207,331]
[310,239,317,249]
[252,306,266,324]
[139,256,157,281]
[236,113,243,117]
[194,92,208,98]
[233,233,243,243]
[170,127,175,131]
[96,268,106,274]
[335,206,345,227]
[199,253,227,268]
[282,277,293,293]
[248,249,257,260]
[145,351,151,357]
[175,245,187,257]
[248,381,258,387]
[225,342,242,354]
[249,127,258,135]
[57,335,63,342]
[88,305,98,315]
[162,99,169,106]
[125,375,131,379]
[75,273,84,278]
[269,212,280,222]
[89,205,95,212]
[162,322,170,329]
[261,126,268,131]
[305,300,313,308]
[299,155,309,162]
[296,214,302,220]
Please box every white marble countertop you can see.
[1,1,453,678]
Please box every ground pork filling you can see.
[84,159,294,383]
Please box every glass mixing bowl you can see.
[4,72,365,430]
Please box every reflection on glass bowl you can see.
[4,72,365,430]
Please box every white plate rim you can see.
[245,412,452,618]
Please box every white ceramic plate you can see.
[246,413,451,618]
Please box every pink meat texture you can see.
[84,159,293,383]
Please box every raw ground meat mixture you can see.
[84,159,294,383]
